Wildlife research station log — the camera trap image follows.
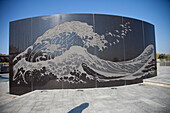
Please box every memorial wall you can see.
[9,14,156,95]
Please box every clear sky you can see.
[0,0,169,54]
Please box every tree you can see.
[158,54,167,59]
[156,53,160,59]
[1,57,5,63]
[166,54,170,58]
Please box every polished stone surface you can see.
[10,14,157,95]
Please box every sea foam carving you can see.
[12,21,155,85]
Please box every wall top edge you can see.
[9,13,154,26]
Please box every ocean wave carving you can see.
[12,21,155,85]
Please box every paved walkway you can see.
[0,73,18,105]
[144,66,170,85]
[0,67,170,113]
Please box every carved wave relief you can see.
[12,21,155,85]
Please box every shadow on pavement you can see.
[68,103,89,113]
[0,75,9,82]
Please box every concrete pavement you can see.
[0,73,18,105]
[144,66,170,85]
[0,66,170,113]
[0,84,170,113]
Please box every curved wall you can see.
[9,14,157,95]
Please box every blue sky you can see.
[0,0,169,54]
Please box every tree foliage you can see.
[156,53,160,59]
[158,54,168,59]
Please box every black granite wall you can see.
[9,14,156,95]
